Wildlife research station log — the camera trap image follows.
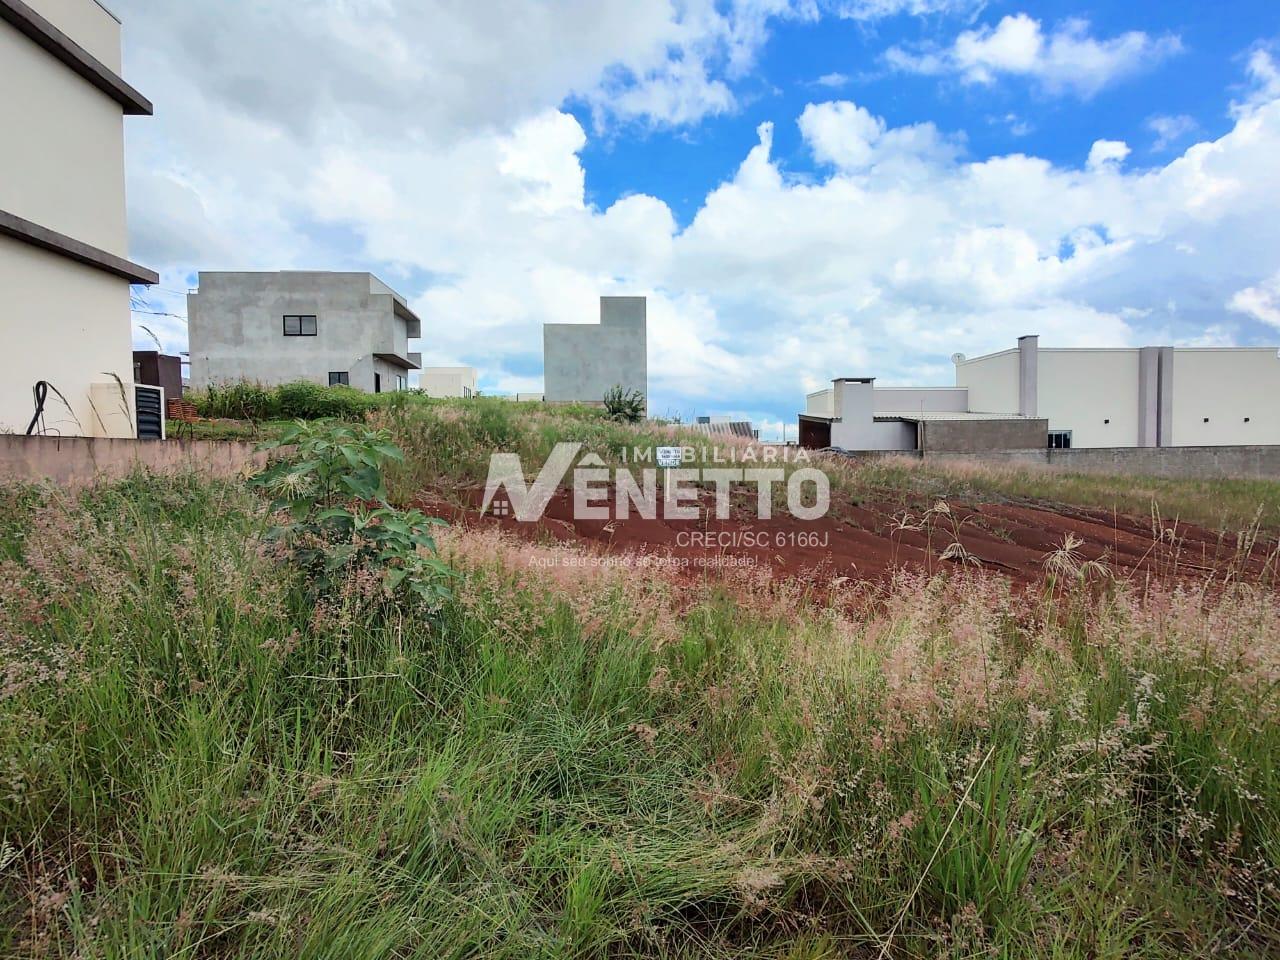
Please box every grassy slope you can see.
[1,406,1279,957]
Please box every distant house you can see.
[187,272,422,393]
[544,296,647,407]
[132,351,183,408]
[0,0,157,438]
[420,366,477,398]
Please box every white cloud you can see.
[814,72,851,88]
[886,13,1183,98]
[827,0,980,20]
[1232,48,1280,117]
[1229,271,1280,329]
[1147,114,1198,151]
[1086,139,1130,170]
[116,2,1280,419]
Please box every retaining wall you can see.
[0,434,269,486]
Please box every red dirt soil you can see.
[415,483,1278,587]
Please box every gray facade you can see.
[188,272,422,393]
[544,296,647,405]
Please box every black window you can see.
[1048,430,1072,449]
[328,371,349,386]
[374,373,382,394]
[284,314,317,336]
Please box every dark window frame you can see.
[328,371,349,387]
[1048,430,1072,450]
[283,314,318,336]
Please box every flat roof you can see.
[876,411,1031,422]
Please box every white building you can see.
[419,366,477,398]
[799,336,1280,452]
[956,336,1280,448]
[188,272,422,393]
[0,0,157,438]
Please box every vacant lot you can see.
[2,402,1278,958]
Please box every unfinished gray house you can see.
[188,272,422,393]
[544,296,647,406]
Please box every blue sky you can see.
[118,0,1280,438]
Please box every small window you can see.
[463,386,472,398]
[328,371,349,386]
[395,374,406,392]
[284,315,317,336]
[1048,430,1072,450]
[374,373,382,394]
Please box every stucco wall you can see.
[1169,349,1280,447]
[874,387,968,414]
[0,11,127,254]
[29,0,124,71]
[544,296,647,405]
[0,236,135,437]
[188,273,415,392]
[954,350,1018,414]
[806,389,833,416]
[828,381,918,450]
[1037,349,1141,448]
[420,367,477,398]
[0,434,269,486]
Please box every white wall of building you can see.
[954,350,1019,414]
[828,380,917,450]
[0,236,134,436]
[0,9,127,254]
[420,366,478,398]
[0,0,143,438]
[805,389,833,417]
[1170,349,1280,446]
[1038,349,1142,448]
[874,387,968,414]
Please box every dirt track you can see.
[417,484,1278,587]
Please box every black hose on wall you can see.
[26,381,48,436]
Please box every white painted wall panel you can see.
[954,351,1018,414]
[1038,349,1140,448]
[1170,349,1280,446]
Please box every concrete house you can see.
[188,272,423,393]
[544,296,647,406]
[420,366,477,398]
[0,0,157,438]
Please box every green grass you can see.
[1,467,1278,957]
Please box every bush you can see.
[189,379,381,422]
[602,385,646,423]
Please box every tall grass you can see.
[1,472,1277,957]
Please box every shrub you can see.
[253,419,451,608]
[189,380,381,422]
[602,385,645,423]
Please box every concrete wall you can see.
[1170,349,1280,446]
[188,272,418,392]
[420,366,477,398]
[874,387,968,414]
[806,389,834,417]
[829,380,918,450]
[954,349,1019,414]
[1038,349,1142,448]
[918,418,1048,453]
[922,445,1280,480]
[0,434,270,486]
[0,0,140,439]
[544,296,647,405]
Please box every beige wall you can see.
[29,0,123,72]
[0,236,135,437]
[0,15,128,253]
[805,388,833,417]
[1170,349,1280,446]
[954,350,1018,414]
[1037,349,1141,448]
[420,366,478,398]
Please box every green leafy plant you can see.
[253,419,451,607]
[602,385,645,424]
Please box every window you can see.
[328,371,349,386]
[374,373,382,394]
[463,386,473,399]
[1048,430,1072,449]
[395,374,406,392]
[283,314,317,336]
